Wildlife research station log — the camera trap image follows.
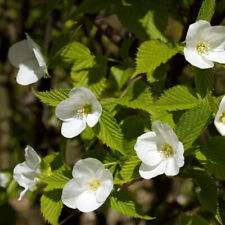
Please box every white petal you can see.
[62,178,85,209]
[214,111,225,136]
[55,98,78,121]
[96,184,112,203]
[219,96,225,111]
[69,87,97,101]
[13,162,38,189]
[16,59,44,85]
[72,158,104,179]
[76,190,102,212]
[152,121,179,148]
[185,20,210,48]
[18,188,29,201]
[165,158,180,176]
[174,142,185,167]
[25,146,41,170]
[86,112,101,127]
[61,118,86,138]
[135,132,162,166]
[8,40,34,67]
[207,51,225,64]
[203,26,225,50]
[0,173,9,188]
[139,161,166,179]
[184,47,214,69]
[26,34,46,67]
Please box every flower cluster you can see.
[7,18,225,215]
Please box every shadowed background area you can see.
[0,0,225,225]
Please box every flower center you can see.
[196,41,210,55]
[159,144,174,158]
[89,178,101,191]
[219,111,225,124]
[76,104,93,118]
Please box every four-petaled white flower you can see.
[0,172,9,188]
[184,20,225,69]
[13,146,42,200]
[134,120,184,179]
[55,87,102,138]
[8,34,47,85]
[62,158,113,213]
[214,96,225,136]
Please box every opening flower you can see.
[134,120,184,179]
[184,20,225,69]
[0,172,9,188]
[13,146,42,200]
[62,158,113,213]
[8,34,47,85]
[55,87,102,138]
[214,96,225,136]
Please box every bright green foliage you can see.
[60,41,92,63]
[110,63,134,90]
[193,67,214,98]
[103,80,153,113]
[71,55,107,97]
[197,0,216,21]
[41,188,63,225]
[114,0,168,41]
[136,40,178,75]
[40,170,71,189]
[150,109,175,128]
[199,137,225,179]
[192,171,217,214]
[109,189,155,220]
[93,108,126,155]
[33,89,69,107]
[176,99,212,150]
[119,156,140,182]
[154,85,198,111]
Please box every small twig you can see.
[120,74,144,98]
[59,211,75,225]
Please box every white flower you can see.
[0,172,9,188]
[55,87,102,138]
[184,20,225,69]
[62,158,113,213]
[134,120,184,179]
[8,34,47,85]
[214,96,225,136]
[13,146,41,200]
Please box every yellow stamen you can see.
[89,178,101,191]
[196,41,210,55]
[219,111,225,124]
[159,144,174,158]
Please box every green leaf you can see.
[176,99,212,150]
[154,85,198,111]
[192,67,214,98]
[199,136,225,179]
[60,41,91,63]
[136,40,178,75]
[93,108,126,155]
[119,156,140,182]
[197,0,216,22]
[180,213,209,225]
[71,56,107,97]
[102,80,153,113]
[40,170,71,189]
[114,0,168,41]
[33,89,70,107]
[109,189,155,220]
[41,189,63,225]
[192,171,217,214]
[110,63,134,90]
